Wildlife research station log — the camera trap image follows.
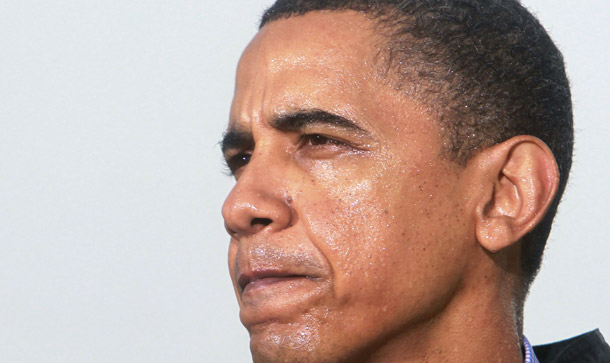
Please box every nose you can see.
[221,154,293,239]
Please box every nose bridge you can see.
[222,144,293,238]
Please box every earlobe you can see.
[472,136,559,253]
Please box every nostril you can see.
[251,217,272,227]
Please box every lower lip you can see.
[242,276,307,296]
[238,275,325,326]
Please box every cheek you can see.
[298,157,386,246]
[297,158,402,294]
[297,155,467,301]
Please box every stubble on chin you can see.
[249,313,331,363]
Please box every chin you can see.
[249,321,328,363]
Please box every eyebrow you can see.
[221,129,253,155]
[271,109,367,133]
[221,109,368,154]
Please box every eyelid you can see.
[298,132,373,152]
[299,133,349,145]
[224,149,252,176]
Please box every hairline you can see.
[259,8,469,165]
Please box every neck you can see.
[362,251,524,362]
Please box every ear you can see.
[471,136,559,253]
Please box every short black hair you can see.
[260,0,573,292]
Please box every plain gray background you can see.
[1,1,608,362]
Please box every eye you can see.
[301,134,345,146]
[225,152,251,175]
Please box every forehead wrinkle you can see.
[231,33,274,141]
[231,11,406,147]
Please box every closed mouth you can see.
[238,271,317,294]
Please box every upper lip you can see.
[233,243,327,295]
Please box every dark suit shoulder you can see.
[533,329,610,363]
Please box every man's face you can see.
[222,11,477,363]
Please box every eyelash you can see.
[299,133,346,147]
[225,152,251,175]
[225,134,349,176]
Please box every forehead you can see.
[230,12,385,126]
[229,11,442,151]
[240,11,379,73]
